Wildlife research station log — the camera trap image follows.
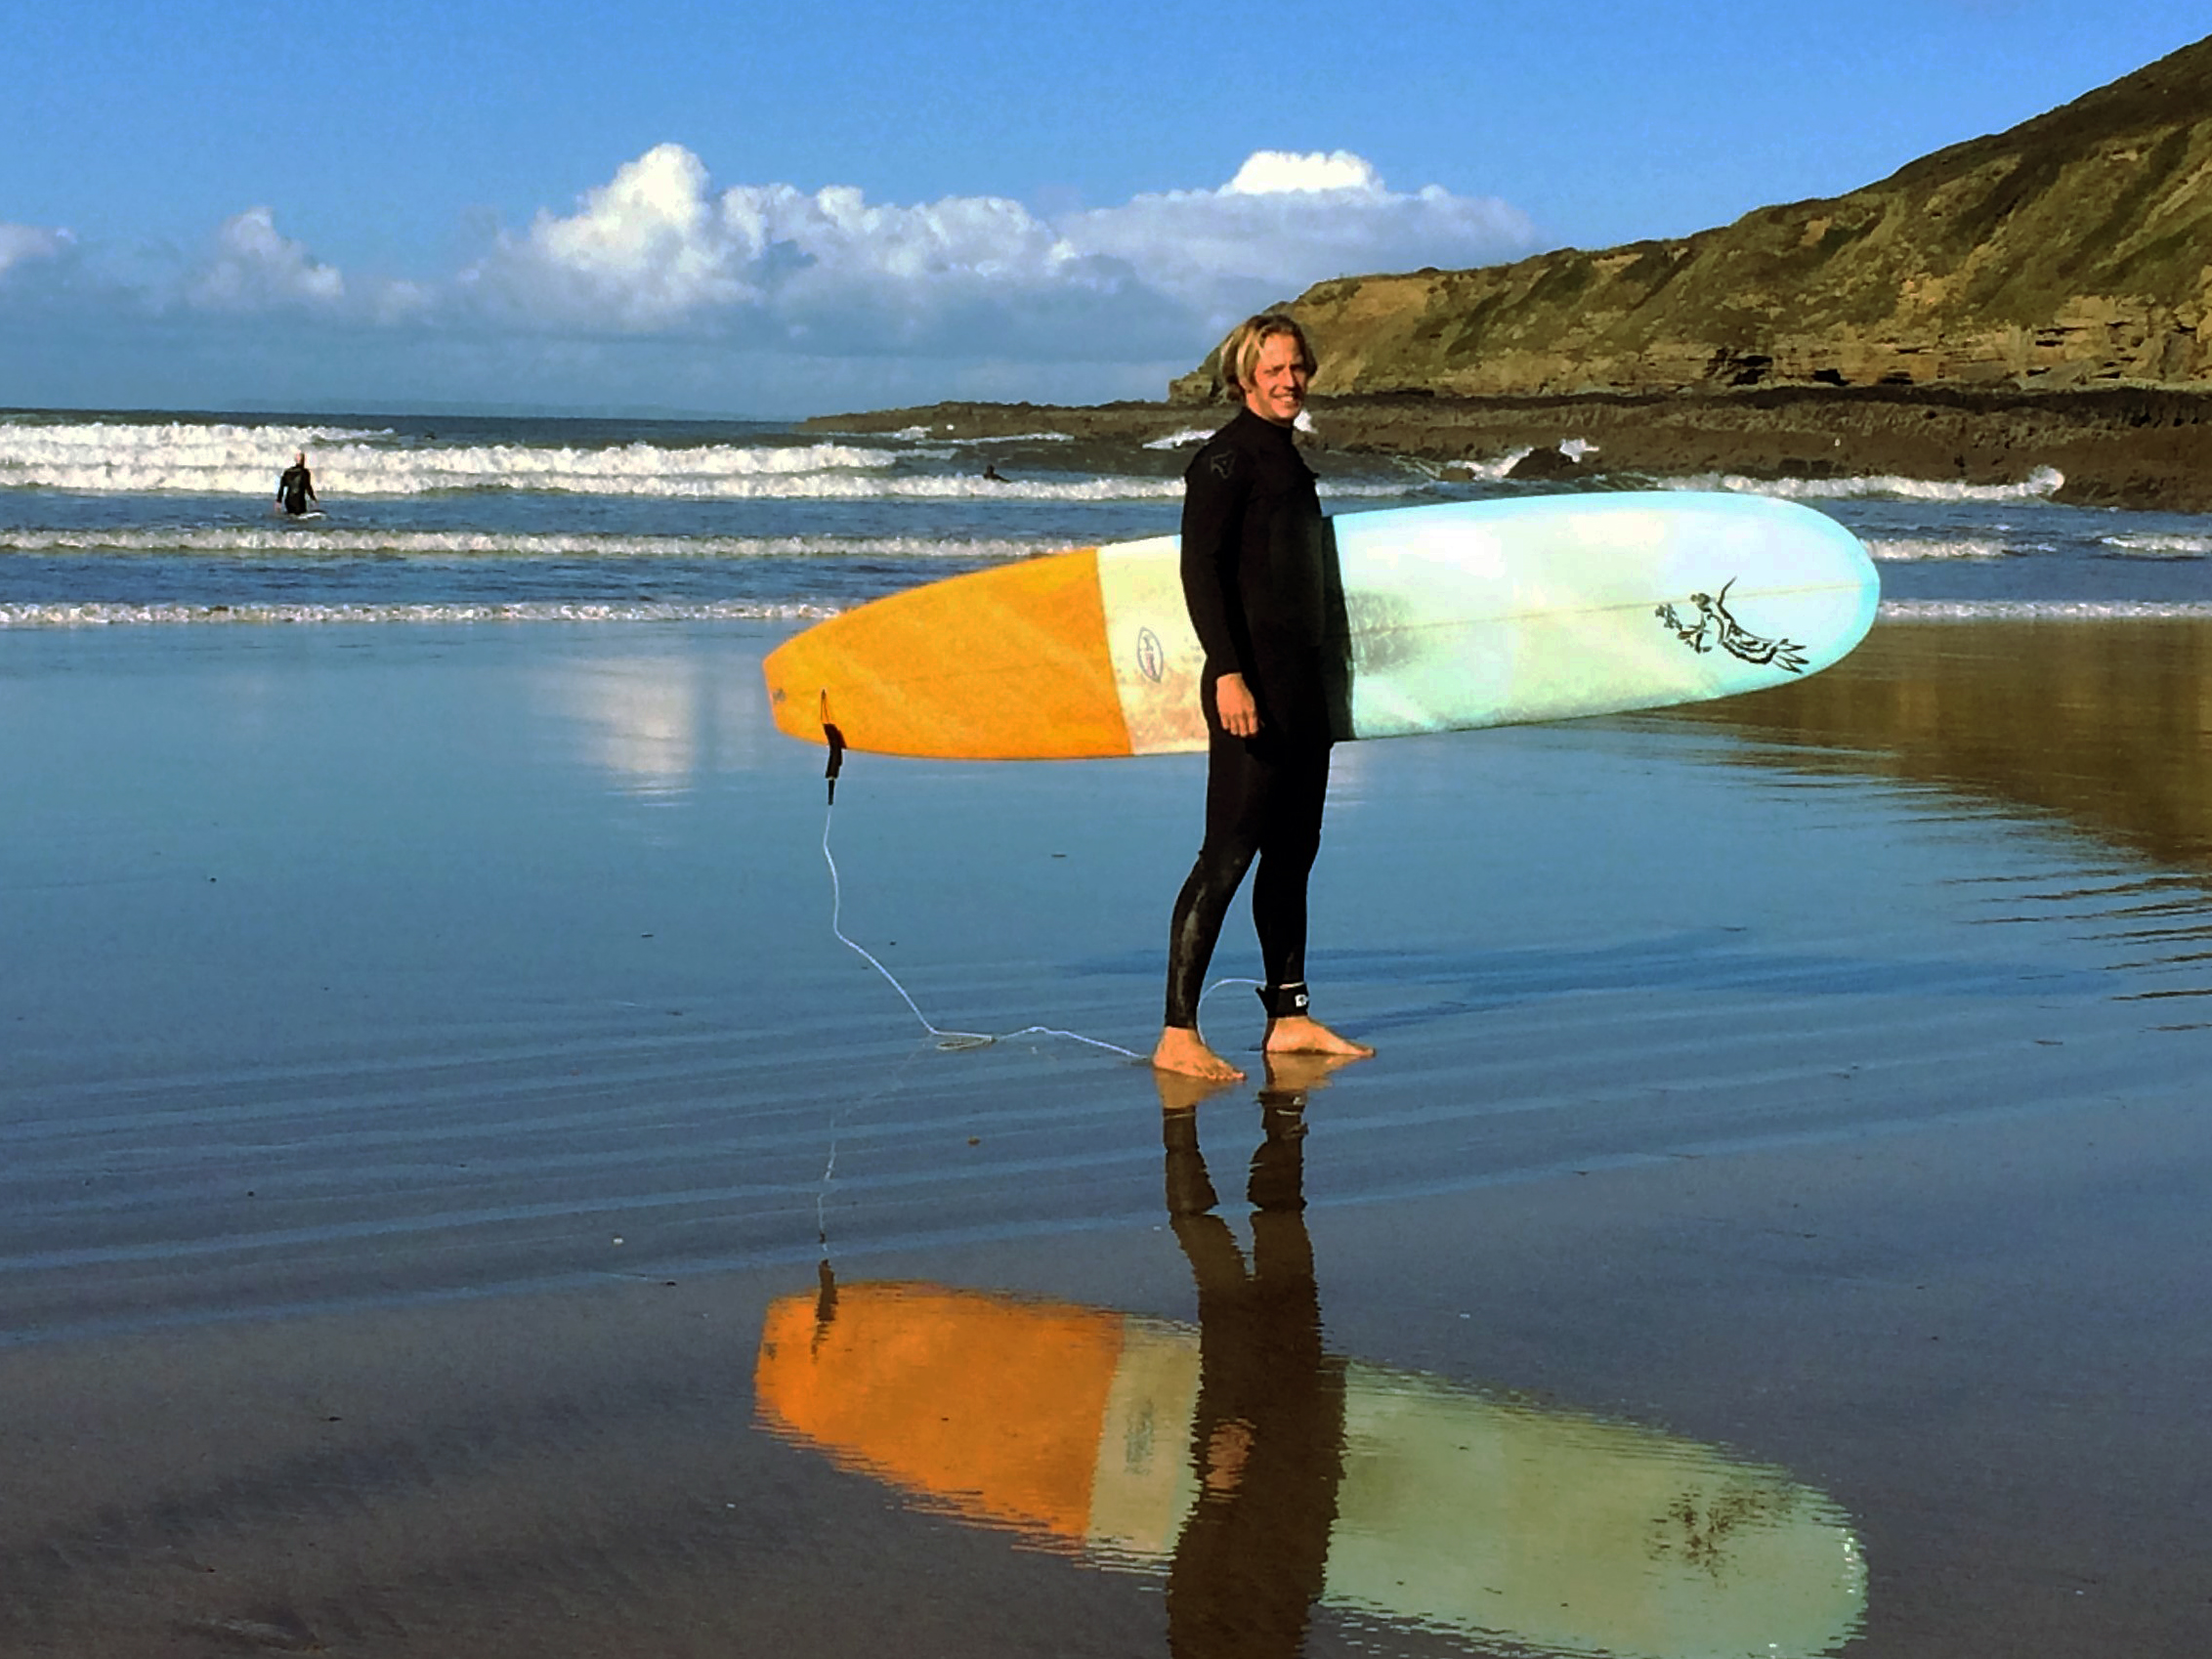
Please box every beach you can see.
[4,613,2209,1658]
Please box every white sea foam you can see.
[1364,450,1531,484]
[0,600,835,628]
[2100,532,2212,559]
[0,528,1052,561]
[1143,427,1215,450]
[0,417,393,447]
[0,415,1434,503]
[0,418,390,487]
[1864,537,2013,562]
[935,430,1076,447]
[1674,466,2065,503]
[1457,450,1532,483]
[1879,598,2212,620]
[3,441,1208,502]
[0,426,915,498]
[19,594,2209,628]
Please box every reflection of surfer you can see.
[1155,313,1372,1082]
[276,451,318,516]
[1160,1057,1349,1658]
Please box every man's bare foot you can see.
[1152,1025,1247,1083]
[1260,1014,1376,1059]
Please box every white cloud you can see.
[189,207,345,311]
[461,144,1534,357]
[504,145,761,323]
[2,147,1538,408]
[369,278,435,324]
[1065,150,1534,328]
[0,223,71,280]
[465,143,1118,349]
[1224,149,1384,194]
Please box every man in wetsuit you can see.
[1152,315,1375,1081]
[276,451,317,516]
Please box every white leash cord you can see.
[819,797,1257,1060]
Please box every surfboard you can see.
[762,492,1878,761]
[755,1281,1866,1657]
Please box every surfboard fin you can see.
[823,720,847,805]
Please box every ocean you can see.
[6,406,2212,624]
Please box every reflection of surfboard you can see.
[754,1283,1866,1658]
[762,493,1878,760]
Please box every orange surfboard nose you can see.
[762,549,1134,759]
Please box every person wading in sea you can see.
[276,451,318,516]
[1152,314,1375,1082]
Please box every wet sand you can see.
[3,620,2209,1657]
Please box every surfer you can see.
[276,451,318,517]
[1153,314,1375,1081]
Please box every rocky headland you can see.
[810,386,2212,513]
[811,36,2212,512]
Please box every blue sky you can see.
[2,2,2203,416]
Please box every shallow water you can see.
[4,411,2211,1657]
[8,406,2212,623]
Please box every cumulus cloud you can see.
[1224,150,1384,193]
[6,147,1537,406]
[0,223,72,280]
[1066,149,1534,324]
[189,207,345,311]
[463,143,1130,351]
[462,144,1534,357]
[497,145,759,323]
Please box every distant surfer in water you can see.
[276,451,318,516]
[1153,314,1374,1081]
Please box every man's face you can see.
[1240,332,1310,426]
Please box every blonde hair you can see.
[1217,313,1317,401]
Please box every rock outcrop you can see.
[1171,35,2212,402]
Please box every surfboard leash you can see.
[815,722,1150,1059]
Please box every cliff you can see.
[1171,35,2212,401]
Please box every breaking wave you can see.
[1677,466,2065,503]
[1879,598,2212,620]
[1142,427,1215,450]
[0,600,835,628]
[1,442,1180,501]
[2100,532,2212,559]
[0,528,1054,561]
[1863,537,2015,562]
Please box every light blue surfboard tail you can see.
[1327,492,1879,742]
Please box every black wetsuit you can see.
[277,463,316,516]
[1163,409,1348,1029]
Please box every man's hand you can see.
[1215,672,1260,738]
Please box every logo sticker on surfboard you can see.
[1135,627,1165,683]
[1656,579,1808,674]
